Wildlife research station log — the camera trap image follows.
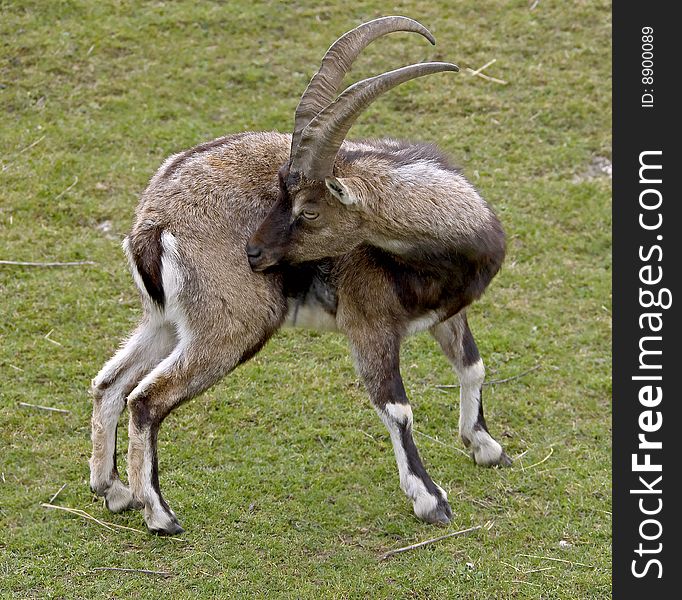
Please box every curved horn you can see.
[291,62,459,179]
[290,16,435,154]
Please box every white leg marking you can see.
[383,402,413,424]
[377,403,448,521]
[142,432,177,530]
[458,359,505,465]
[458,359,485,436]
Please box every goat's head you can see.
[246,16,458,271]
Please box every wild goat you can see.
[90,16,510,535]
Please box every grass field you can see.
[1,1,611,597]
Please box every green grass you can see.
[1,1,611,597]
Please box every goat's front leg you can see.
[431,312,511,467]
[348,330,452,524]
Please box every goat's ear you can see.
[325,176,357,206]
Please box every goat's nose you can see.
[246,244,262,260]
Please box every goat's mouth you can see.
[248,257,279,272]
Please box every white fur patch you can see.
[104,479,138,513]
[459,358,486,386]
[367,235,414,254]
[406,311,441,336]
[458,358,485,435]
[144,505,179,532]
[123,237,150,305]
[412,482,448,520]
[160,231,182,302]
[127,345,182,404]
[456,358,504,464]
[383,402,413,425]
[377,404,445,519]
[123,230,185,323]
[93,324,166,390]
[394,160,458,188]
[157,232,195,350]
[403,473,434,508]
[471,435,504,465]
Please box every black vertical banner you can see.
[613,4,681,596]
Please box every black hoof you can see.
[90,484,106,497]
[422,499,453,525]
[498,451,513,467]
[148,521,185,536]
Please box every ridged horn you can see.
[291,62,459,179]
[290,16,435,155]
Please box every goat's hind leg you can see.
[126,326,276,535]
[90,319,176,512]
[431,312,511,467]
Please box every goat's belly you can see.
[284,298,338,331]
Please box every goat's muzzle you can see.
[246,241,266,271]
[246,240,282,272]
[247,186,293,272]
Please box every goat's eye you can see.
[301,209,319,220]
